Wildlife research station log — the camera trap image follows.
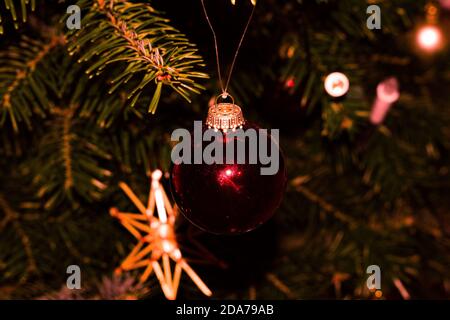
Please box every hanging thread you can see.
[200,0,256,97]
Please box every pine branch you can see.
[0,194,37,284]
[5,47,143,208]
[67,0,208,113]
[38,274,150,300]
[59,106,76,191]
[0,34,65,132]
[0,0,35,34]
[108,121,173,175]
[290,180,358,227]
[32,105,113,209]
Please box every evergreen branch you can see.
[0,194,37,283]
[33,105,113,209]
[291,181,358,227]
[55,106,76,191]
[67,0,208,113]
[0,34,65,132]
[109,122,172,175]
[0,0,35,35]
[11,49,128,208]
[265,273,295,299]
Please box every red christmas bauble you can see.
[170,117,286,235]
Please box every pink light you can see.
[439,0,450,10]
[377,77,400,104]
[370,77,400,125]
[417,26,442,51]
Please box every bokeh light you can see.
[324,72,350,98]
[417,25,443,52]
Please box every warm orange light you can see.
[417,25,443,51]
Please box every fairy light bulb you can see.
[370,77,400,125]
[417,25,443,51]
[439,0,450,10]
[284,76,295,89]
[324,72,350,98]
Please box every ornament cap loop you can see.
[214,93,235,106]
[206,95,245,132]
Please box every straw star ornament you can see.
[110,170,212,300]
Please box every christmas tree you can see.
[0,0,449,300]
